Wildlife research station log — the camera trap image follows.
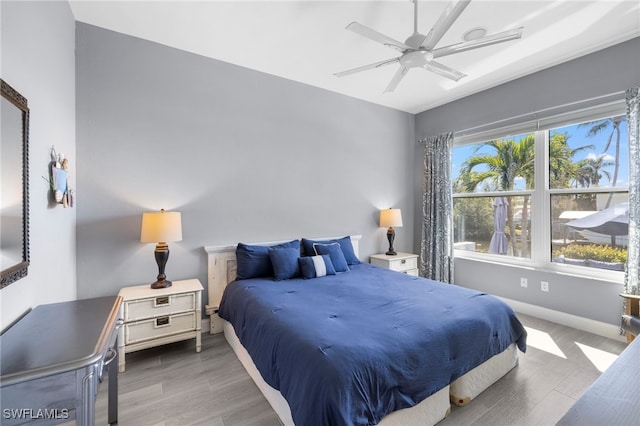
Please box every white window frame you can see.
[452,99,628,284]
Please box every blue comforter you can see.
[219,263,526,425]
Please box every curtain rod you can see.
[450,90,626,140]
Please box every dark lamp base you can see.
[150,242,172,289]
[386,227,397,256]
[150,280,172,289]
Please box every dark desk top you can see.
[0,296,122,387]
[556,335,640,426]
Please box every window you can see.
[452,108,629,276]
[548,117,629,271]
[452,133,534,259]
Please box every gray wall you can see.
[0,0,76,330]
[414,37,640,325]
[75,24,416,304]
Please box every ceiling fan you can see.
[335,0,524,92]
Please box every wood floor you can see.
[93,313,627,426]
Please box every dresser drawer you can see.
[386,256,418,272]
[123,292,195,321]
[125,311,196,344]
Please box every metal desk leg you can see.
[106,346,119,424]
[79,369,97,426]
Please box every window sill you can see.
[454,250,624,285]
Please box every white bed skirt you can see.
[222,319,518,424]
[450,342,518,406]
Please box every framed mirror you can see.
[1,79,30,288]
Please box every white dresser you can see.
[370,252,419,275]
[117,279,203,372]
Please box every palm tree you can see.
[548,132,593,189]
[458,133,593,257]
[579,115,627,207]
[458,135,535,256]
[548,132,595,223]
[575,154,614,188]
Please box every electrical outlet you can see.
[520,278,528,288]
[541,281,549,292]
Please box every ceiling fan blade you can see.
[384,66,409,93]
[423,61,466,81]
[421,0,471,50]
[346,22,411,52]
[432,27,524,58]
[334,57,400,78]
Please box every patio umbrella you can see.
[566,202,629,246]
[489,196,509,254]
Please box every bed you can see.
[204,235,526,426]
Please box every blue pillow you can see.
[269,247,300,281]
[236,240,300,280]
[298,255,336,279]
[313,243,349,273]
[301,236,360,265]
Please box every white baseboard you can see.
[201,318,210,334]
[498,296,626,343]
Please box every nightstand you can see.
[370,252,419,276]
[117,279,203,372]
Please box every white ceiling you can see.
[68,0,640,114]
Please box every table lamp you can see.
[140,209,182,289]
[380,208,403,256]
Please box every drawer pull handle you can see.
[401,259,406,264]
[155,296,170,306]
[156,316,170,327]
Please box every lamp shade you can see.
[380,208,403,228]
[140,210,182,243]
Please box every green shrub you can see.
[553,244,627,263]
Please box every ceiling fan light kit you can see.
[463,27,488,41]
[335,0,524,93]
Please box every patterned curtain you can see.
[624,87,640,297]
[420,132,454,283]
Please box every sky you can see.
[452,116,630,192]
